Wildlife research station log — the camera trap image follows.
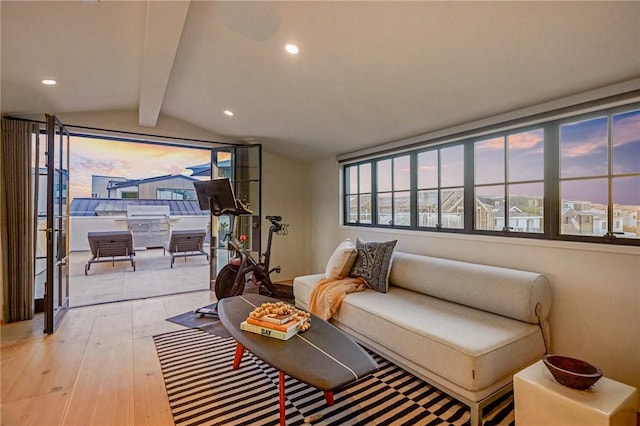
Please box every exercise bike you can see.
[215,213,287,300]
[194,210,288,318]
[192,178,288,319]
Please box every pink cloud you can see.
[613,111,640,147]
[508,130,543,149]
[475,136,503,151]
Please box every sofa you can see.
[293,250,551,426]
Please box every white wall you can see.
[309,155,640,406]
[261,151,310,282]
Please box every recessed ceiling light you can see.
[285,44,299,55]
[41,79,57,85]
[224,110,234,117]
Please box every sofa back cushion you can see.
[389,252,551,324]
[325,238,358,279]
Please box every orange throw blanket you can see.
[308,276,367,320]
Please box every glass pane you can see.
[441,145,464,187]
[560,178,608,236]
[613,176,640,239]
[441,188,464,229]
[377,159,392,192]
[359,163,372,193]
[507,182,544,233]
[377,193,392,225]
[393,191,411,226]
[612,109,640,174]
[475,137,504,185]
[345,195,357,222]
[418,151,438,189]
[418,189,438,227]
[393,156,410,191]
[359,194,372,224]
[475,185,504,231]
[560,116,608,178]
[346,166,357,194]
[508,129,544,182]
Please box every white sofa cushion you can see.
[333,287,545,392]
[324,238,357,279]
[389,252,551,324]
[293,273,324,311]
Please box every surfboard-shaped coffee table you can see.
[218,294,378,426]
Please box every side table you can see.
[514,360,637,426]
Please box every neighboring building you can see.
[91,173,201,200]
[91,175,127,198]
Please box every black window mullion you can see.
[503,136,509,233]
[390,158,395,227]
[464,142,474,232]
[606,113,614,240]
[436,149,442,230]
[410,153,418,228]
[372,160,378,226]
[544,124,558,239]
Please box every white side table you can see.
[514,360,637,426]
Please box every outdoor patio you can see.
[68,247,226,307]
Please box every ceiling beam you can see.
[138,0,190,128]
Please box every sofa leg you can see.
[470,404,481,426]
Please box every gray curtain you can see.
[1,118,36,322]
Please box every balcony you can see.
[35,215,229,308]
[69,248,213,307]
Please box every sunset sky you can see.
[68,137,211,200]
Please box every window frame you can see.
[341,102,640,247]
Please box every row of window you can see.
[343,105,640,245]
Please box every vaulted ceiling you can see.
[2,1,639,162]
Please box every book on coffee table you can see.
[240,320,299,340]
[246,317,299,332]
[260,313,293,325]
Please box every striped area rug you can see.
[153,328,514,426]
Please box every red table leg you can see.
[233,342,244,370]
[324,391,334,405]
[279,371,286,426]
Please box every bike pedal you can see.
[275,266,281,273]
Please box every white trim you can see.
[341,225,640,256]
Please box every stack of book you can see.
[240,312,300,340]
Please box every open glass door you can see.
[232,145,262,258]
[44,114,70,333]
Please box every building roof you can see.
[70,198,208,217]
[186,161,231,177]
[108,174,200,190]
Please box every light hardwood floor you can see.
[1,290,217,426]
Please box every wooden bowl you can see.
[543,354,603,390]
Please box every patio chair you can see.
[163,229,209,268]
[85,230,136,275]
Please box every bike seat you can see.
[266,215,282,222]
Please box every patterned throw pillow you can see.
[350,238,397,292]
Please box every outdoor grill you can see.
[126,205,170,248]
